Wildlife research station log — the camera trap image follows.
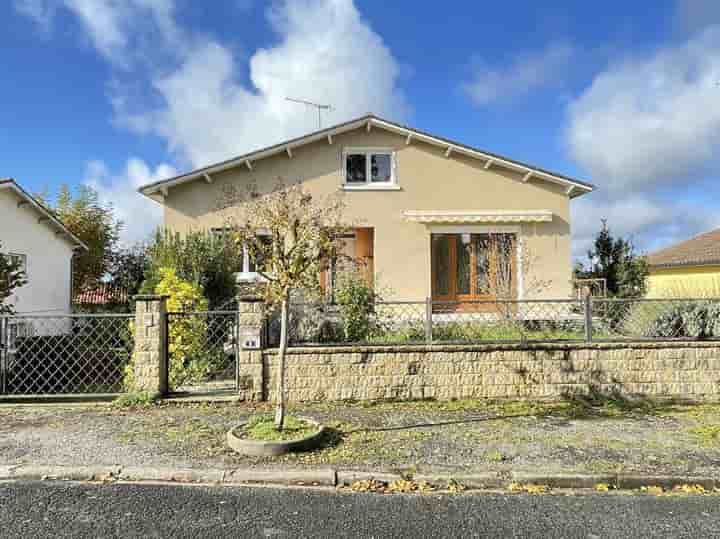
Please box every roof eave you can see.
[0,180,89,251]
[139,114,595,198]
[649,260,720,270]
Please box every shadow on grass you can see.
[336,391,685,436]
[305,426,344,452]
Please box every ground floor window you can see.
[431,232,516,301]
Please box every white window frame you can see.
[7,253,27,271]
[6,253,27,282]
[7,320,35,353]
[341,147,399,190]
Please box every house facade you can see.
[0,179,86,315]
[139,115,594,302]
[647,228,720,297]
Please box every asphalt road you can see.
[1,481,720,538]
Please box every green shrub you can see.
[126,267,224,391]
[141,229,242,309]
[334,271,380,342]
[621,300,720,339]
[157,267,225,388]
[112,391,158,408]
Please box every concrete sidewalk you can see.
[2,398,720,490]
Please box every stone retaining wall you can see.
[236,342,720,402]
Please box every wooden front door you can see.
[431,233,516,306]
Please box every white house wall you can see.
[0,190,75,315]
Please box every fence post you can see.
[236,295,266,401]
[584,293,593,343]
[425,297,433,344]
[131,295,168,396]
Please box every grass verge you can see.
[244,415,319,441]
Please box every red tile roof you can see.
[74,284,130,305]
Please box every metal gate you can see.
[165,311,239,393]
[0,313,133,395]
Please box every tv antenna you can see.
[285,97,333,129]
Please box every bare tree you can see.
[220,179,349,429]
[484,234,551,300]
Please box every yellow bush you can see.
[126,267,222,391]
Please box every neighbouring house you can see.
[73,283,130,312]
[139,115,595,305]
[0,178,87,315]
[647,228,720,297]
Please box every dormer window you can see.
[343,148,398,189]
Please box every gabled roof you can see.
[0,178,88,250]
[138,114,595,199]
[648,228,720,269]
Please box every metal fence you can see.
[165,311,239,393]
[0,313,133,395]
[266,297,720,346]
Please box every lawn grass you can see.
[244,415,319,441]
[689,425,720,447]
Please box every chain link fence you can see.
[5,298,720,395]
[591,298,720,341]
[264,297,720,346]
[165,311,238,393]
[0,314,133,395]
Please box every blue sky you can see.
[4,0,720,259]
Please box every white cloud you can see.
[119,0,408,167]
[463,41,575,106]
[14,0,57,31]
[16,0,407,243]
[674,0,720,34]
[83,158,177,245]
[565,24,720,258]
[18,0,407,170]
[18,0,182,67]
[571,194,720,261]
[566,26,720,194]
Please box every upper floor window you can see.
[343,148,396,188]
[6,253,27,277]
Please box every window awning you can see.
[402,210,553,224]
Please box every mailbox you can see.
[239,328,262,350]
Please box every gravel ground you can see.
[2,398,720,477]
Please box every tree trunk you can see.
[274,293,289,430]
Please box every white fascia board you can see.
[141,116,593,197]
[141,118,371,195]
[0,182,88,250]
[370,119,593,193]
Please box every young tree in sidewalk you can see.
[0,242,28,314]
[220,179,348,429]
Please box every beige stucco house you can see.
[139,115,594,303]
